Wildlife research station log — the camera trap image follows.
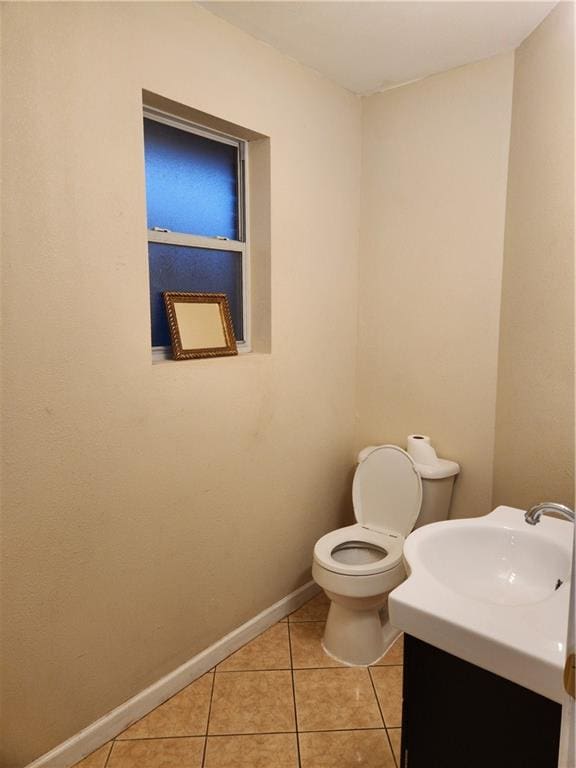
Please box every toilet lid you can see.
[352,445,422,537]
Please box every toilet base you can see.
[322,601,400,666]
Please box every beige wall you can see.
[493,2,575,510]
[357,54,514,519]
[2,3,574,767]
[0,3,361,765]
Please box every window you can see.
[143,107,248,354]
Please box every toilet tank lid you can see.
[352,445,422,537]
[414,458,460,480]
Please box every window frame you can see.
[144,106,251,358]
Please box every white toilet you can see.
[312,440,459,666]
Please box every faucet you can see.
[525,502,575,525]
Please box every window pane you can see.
[149,243,243,347]
[144,118,239,240]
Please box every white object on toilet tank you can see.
[406,434,460,479]
[406,434,460,528]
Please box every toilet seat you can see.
[313,524,404,576]
[314,446,422,578]
[352,445,422,536]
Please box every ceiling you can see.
[200,1,556,94]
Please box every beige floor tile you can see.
[370,666,403,727]
[294,668,382,732]
[217,624,291,671]
[107,738,204,768]
[289,622,344,668]
[204,733,299,767]
[371,635,404,666]
[299,729,396,768]
[388,728,402,766]
[208,670,295,734]
[289,593,330,622]
[73,742,113,768]
[117,672,213,739]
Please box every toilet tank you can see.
[414,474,457,529]
[357,436,460,529]
[406,435,460,529]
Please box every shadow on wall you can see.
[335,466,357,529]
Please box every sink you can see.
[416,523,571,606]
[389,505,573,703]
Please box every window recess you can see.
[143,107,249,354]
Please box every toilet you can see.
[312,440,459,666]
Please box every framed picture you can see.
[163,292,238,360]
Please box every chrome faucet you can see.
[525,502,575,525]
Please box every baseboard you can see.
[26,580,320,768]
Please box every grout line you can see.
[288,618,329,623]
[286,622,302,768]
[201,670,217,767]
[112,725,393,741]
[366,666,389,726]
[367,666,400,768]
[387,728,401,768]
[114,735,208,742]
[213,664,403,674]
[288,613,330,624]
[295,725,392,735]
[102,741,114,768]
[260,726,390,735]
[386,729,400,768]
[214,666,292,673]
[289,619,325,623]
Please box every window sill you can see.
[151,344,265,366]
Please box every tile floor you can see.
[74,593,403,768]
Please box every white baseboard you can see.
[26,580,320,768]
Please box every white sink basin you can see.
[417,523,571,607]
[389,505,573,703]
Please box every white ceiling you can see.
[200,1,556,94]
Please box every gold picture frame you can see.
[163,292,238,360]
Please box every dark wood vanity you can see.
[400,634,562,768]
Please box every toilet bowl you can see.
[313,442,459,666]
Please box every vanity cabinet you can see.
[400,634,562,768]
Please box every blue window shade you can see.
[144,118,239,240]
[149,243,243,347]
